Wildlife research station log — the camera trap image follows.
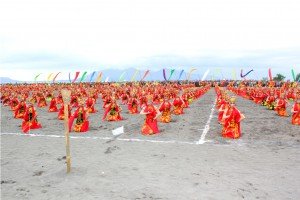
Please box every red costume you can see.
[275,97,288,117]
[22,105,42,133]
[37,95,47,107]
[139,96,148,109]
[181,93,189,108]
[158,100,172,123]
[14,100,27,119]
[218,99,229,124]
[127,97,139,114]
[140,104,160,135]
[48,97,58,112]
[252,90,264,104]
[69,106,89,132]
[10,96,19,111]
[86,97,97,113]
[222,98,245,139]
[58,105,71,120]
[70,95,79,108]
[102,100,123,121]
[291,99,300,125]
[173,96,184,115]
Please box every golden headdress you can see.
[230,96,236,103]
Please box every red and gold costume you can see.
[152,93,160,104]
[102,99,123,121]
[86,96,97,113]
[70,95,79,108]
[287,89,296,101]
[127,97,139,114]
[158,99,172,123]
[14,100,27,119]
[139,95,148,109]
[48,97,58,112]
[22,105,42,133]
[172,96,184,115]
[1,93,10,106]
[265,91,276,110]
[275,96,288,117]
[291,96,300,125]
[140,104,160,135]
[252,89,264,104]
[29,94,37,104]
[181,93,189,108]
[121,92,129,105]
[37,95,47,107]
[218,99,229,124]
[56,94,63,104]
[69,105,89,132]
[10,96,19,111]
[222,97,245,139]
[102,95,112,108]
[58,105,71,120]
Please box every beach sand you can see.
[1,89,300,199]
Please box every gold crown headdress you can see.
[230,96,236,103]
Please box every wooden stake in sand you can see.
[61,89,71,173]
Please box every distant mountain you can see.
[0,77,22,84]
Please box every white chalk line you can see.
[197,98,217,144]
[1,132,199,145]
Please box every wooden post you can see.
[61,89,71,173]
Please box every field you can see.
[1,89,300,199]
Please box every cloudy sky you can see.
[0,0,300,81]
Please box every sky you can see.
[0,0,300,81]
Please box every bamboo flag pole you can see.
[61,89,71,173]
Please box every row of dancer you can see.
[229,81,300,125]
[2,84,210,134]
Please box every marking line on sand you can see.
[197,98,217,144]
[1,132,198,145]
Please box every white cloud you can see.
[1,0,300,80]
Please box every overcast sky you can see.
[1,0,300,81]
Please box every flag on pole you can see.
[95,72,103,82]
[34,73,42,82]
[201,69,210,81]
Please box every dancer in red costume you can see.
[37,94,47,107]
[14,99,27,119]
[222,97,245,139]
[140,103,160,135]
[158,96,172,123]
[86,94,97,113]
[10,95,19,111]
[69,100,89,132]
[58,104,71,120]
[275,93,289,117]
[127,94,139,114]
[172,95,184,115]
[102,96,123,121]
[48,97,58,112]
[291,93,300,125]
[22,104,42,133]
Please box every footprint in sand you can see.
[104,146,120,154]
[1,180,16,184]
[16,187,30,192]
[33,171,44,176]
[57,156,66,161]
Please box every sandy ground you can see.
[1,89,300,199]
